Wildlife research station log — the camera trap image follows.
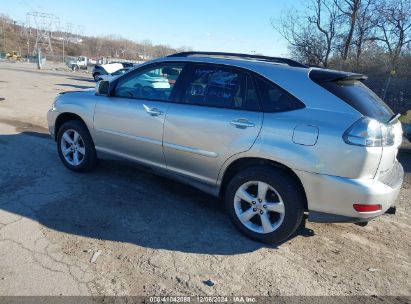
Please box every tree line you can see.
[273,0,411,114]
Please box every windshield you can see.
[319,80,394,123]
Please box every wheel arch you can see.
[54,112,88,141]
[219,157,308,211]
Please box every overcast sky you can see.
[2,0,301,56]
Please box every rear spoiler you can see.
[309,68,367,83]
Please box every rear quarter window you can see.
[255,76,305,112]
[310,71,394,123]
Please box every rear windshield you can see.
[319,80,393,123]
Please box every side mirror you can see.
[96,80,110,95]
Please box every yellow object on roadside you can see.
[6,51,22,61]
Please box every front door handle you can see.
[230,119,255,129]
[143,104,164,116]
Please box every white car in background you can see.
[135,72,171,89]
[96,68,131,82]
[98,70,171,90]
[92,63,124,81]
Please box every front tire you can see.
[57,120,97,172]
[225,166,304,243]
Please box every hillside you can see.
[0,14,191,61]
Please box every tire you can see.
[72,65,79,71]
[56,120,98,172]
[225,166,304,243]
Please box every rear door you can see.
[163,63,263,184]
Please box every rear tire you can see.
[57,120,97,172]
[225,166,304,243]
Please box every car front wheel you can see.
[57,120,97,172]
[225,166,305,243]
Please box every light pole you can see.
[58,37,65,63]
[37,47,42,70]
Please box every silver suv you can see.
[47,52,404,243]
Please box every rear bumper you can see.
[295,161,404,223]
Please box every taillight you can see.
[343,117,395,147]
[353,204,382,212]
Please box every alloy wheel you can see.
[60,129,86,166]
[234,181,285,234]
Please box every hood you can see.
[101,63,124,74]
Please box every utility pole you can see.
[21,15,31,60]
[59,22,72,64]
[27,41,29,62]
[59,37,65,63]
[62,38,65,63]
[1,18,6,55]
[37,47,42,69]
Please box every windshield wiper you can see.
[388,113,401,124]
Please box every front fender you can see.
[51,91,98,140]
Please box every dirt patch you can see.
[0,118,49,135]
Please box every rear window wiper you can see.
[388,113,401,124]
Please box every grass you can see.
[399,110,411,124]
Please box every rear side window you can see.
[255,76,305,112]
[319,80,393,123]
[181,65,260,111]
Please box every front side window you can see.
[114,63,184,101]
[181,65,260,111]
[255,76,305,112]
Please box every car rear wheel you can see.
[225,166,304,243]
[57,120,97,172]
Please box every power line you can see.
[26,11,59,55]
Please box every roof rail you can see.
[167,51,308,68]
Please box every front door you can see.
[93,62,185,168]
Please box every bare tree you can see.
[307,0,339,66]
[334,0,362,63]
[273,11,327,66]
[352,0,375,68]
[271,0,338,67]
[374,0,411,70]
[273,0,339,67]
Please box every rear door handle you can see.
[230,119,255,128]
[143,104,164,116]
